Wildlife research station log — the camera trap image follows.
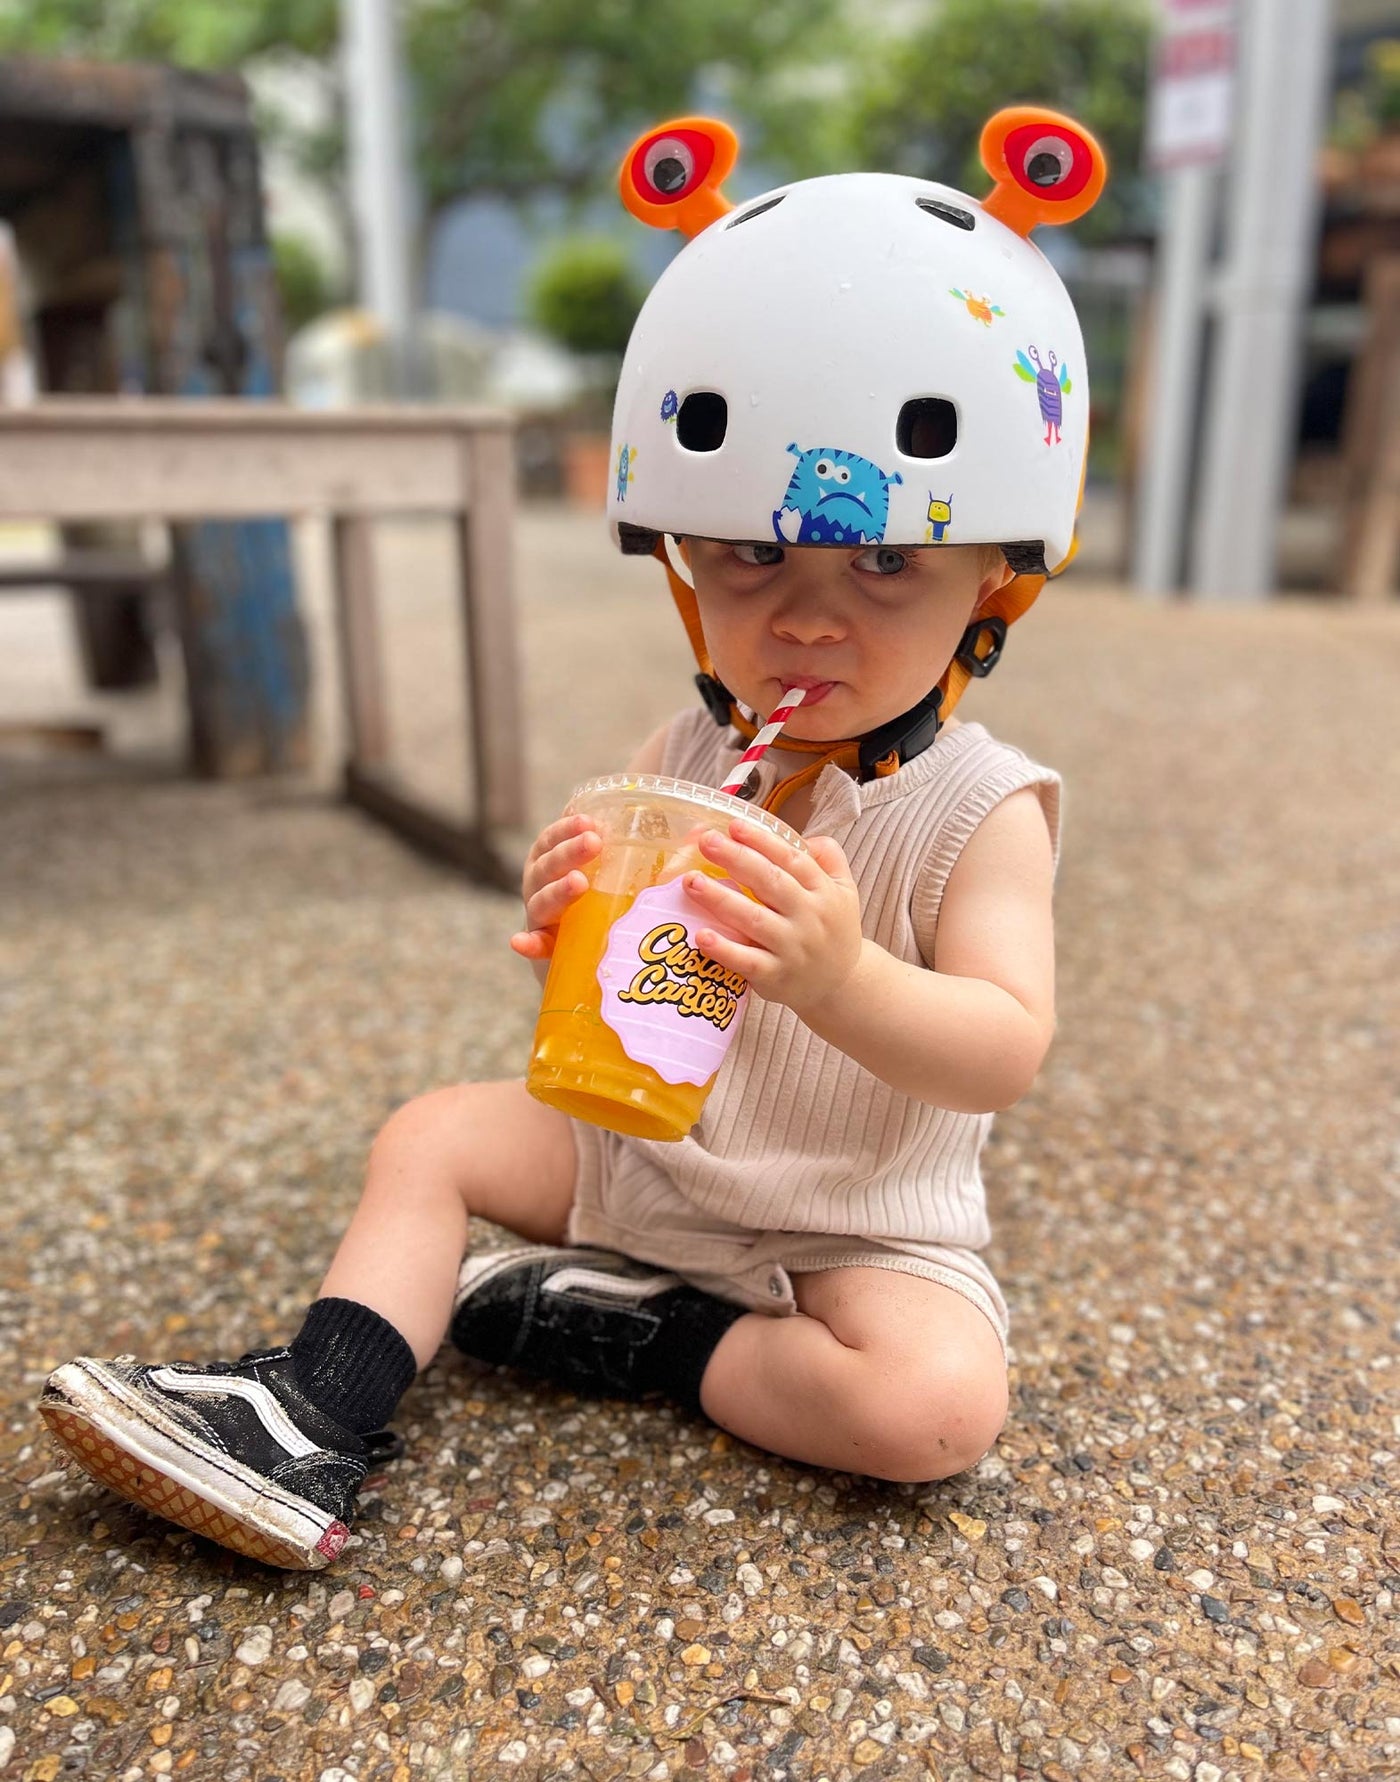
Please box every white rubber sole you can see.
[39,1359,348,1570]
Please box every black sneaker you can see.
[39,1348,403,1570]
[450,1245,688,1401]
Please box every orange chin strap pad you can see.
[936,570,1046,722]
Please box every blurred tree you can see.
[528,235,645,359]
[844,0,1154,243]
[0,0,334,62]
[0,0,843,232]
[406,0,839,223]
[272,230,339,332]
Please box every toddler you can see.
[41,105,1105,1568]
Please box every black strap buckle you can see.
[856,685,943,779]
[695,671,737,727]
[955,616,1007,679]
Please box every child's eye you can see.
[853,547,909,577]
[732,543,786,568]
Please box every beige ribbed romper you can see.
[563,706,1062,1348]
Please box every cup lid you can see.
[565,773,806,850]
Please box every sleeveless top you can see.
[589,706,1061,1246]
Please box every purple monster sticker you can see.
[1014,346,1072,446]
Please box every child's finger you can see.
[532,812,592,858]
[526,831,600,902]
[526,869,588,930]
[697,829,800,913]
[724,817,819,888]
[685,873,774,945]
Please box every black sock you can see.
[289,1297,418,1435]
[640,1288,747,1415]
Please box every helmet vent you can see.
[915,197,975,231]
[896,398,958,460]
[677,392,728,453]
[726,195,786,228]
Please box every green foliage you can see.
[0,0,336,64]
[1330,38,1400,150]
[1365,38,1400,128]
[0,0,844,222]
[527,235,646,359]
[844,0,1154,242]
[406,0,842,216]
[272,231,337,334]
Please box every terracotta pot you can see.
[562,432,613,508]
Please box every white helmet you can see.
[609,109,1105,576]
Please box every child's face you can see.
[684,540,1012,742]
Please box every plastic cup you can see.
[526,773,807,1142]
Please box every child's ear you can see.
[974,551,1016,609]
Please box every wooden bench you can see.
[0,399,527,885]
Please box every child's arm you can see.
[804,788,1055,1111]
[685,788,1055,1113]
[521,722,672,991]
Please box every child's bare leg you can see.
[318,1079,578,1368]
[697,1269,1008,1483]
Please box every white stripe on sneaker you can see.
[148,1369,322,1460]
[544,1266,680,1302]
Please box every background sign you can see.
[1146,0,1238,170]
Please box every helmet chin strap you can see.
[654,537,1029,821]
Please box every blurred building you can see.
[0,56,308,770]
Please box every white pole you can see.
[1131,163,1216,596]
[341,0,417,392]
[1190,0,1335,599]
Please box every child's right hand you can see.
[510,813,602,960]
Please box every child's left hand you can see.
[683,818,864,1020]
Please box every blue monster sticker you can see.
[616,442,636,502]
[773,445,904,545]
[660,390,679,424]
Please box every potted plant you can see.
[527,234,647,506]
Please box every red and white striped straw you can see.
[718,687,808,796]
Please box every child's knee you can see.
[369,1085,468,1171]
[843,1347,1007,1482]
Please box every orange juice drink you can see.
[526,774,806,1141]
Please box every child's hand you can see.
[511,813,601,960]
[682,819,864,1020]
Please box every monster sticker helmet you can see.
[610,108,1106,810]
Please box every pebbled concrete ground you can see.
[0,508,1397,1781]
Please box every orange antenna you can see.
[619,117,739,238]
[979,107,1106,237]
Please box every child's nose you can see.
[771,588,846,645]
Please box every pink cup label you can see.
[597,877,749,1086]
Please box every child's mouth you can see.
[778,679,837,706]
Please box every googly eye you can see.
[1001,123,1092,202]
[621,118,739,237]
[1022,134,1076,188]
[979,108,1106,235]
[644,138,695,198]
[815,458,834,478]
[836,465,851,484]
[627,124,721,209]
